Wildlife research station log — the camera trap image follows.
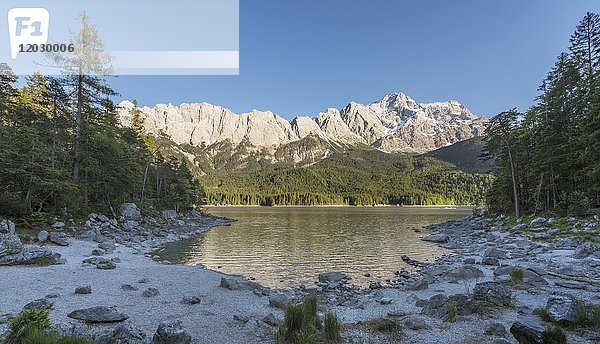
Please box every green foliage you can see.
[485,12,600,216]
[277,295,341,344]
[193,141,492,206]
[510,267,524,284]
[0,14,203,218]
[542,325,567,344]
[447,300,458,322]
[20,328,90,344]
[323,312,341,344]
[5,308,51,344]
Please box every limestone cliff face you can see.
[118,92,487,154]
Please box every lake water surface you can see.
[156,206,472,288]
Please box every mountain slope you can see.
[425,137,494,173]
[118,92,487,155]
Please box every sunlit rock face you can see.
[118,92,487,154]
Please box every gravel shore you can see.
[1,212,599,343]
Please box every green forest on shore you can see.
[484,12,600,217]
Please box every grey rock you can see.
[472,282,512,308]
[555,237,580,249]
[48,232,69,246]
[482,257,500,266]
[23,298,53,311]
[142,287,160,298]
[47,322,91,340]
[484,322,506,337]
[0,232,23,256]
[484,247,507,259]
[509,317,545,344]
[138,277,150,284]
[92,248,105,256]
[573,243,598,259]
[233,314,250,323]
[379,298,393,305]
[421,233,448,243]
[512,224,527,231]
[121,284,139,291]
[98,241,116,253]
[181,296,201,305]
[75,286,92,294]
[463,258,476,264]
[404,317,428,330]
[97,260,117,270]
[152,320,191,344]
[530,217,546,227]
[522,270,547,286]
[0,246,62,266]
[120,203,141,221]
[51,221,65,229]
[94,322,148,344]
[269,293,292,309]
[545,297,595,325]
[406,280,429,291]
[68,306,128,323]
[219,276,262,291]
[37,230,49,242]
[98,214,110,223]
[262,313,280,327]
[452,265,484,280]
[111,257,121,263]
[0,219,16,234]
[318,272,348,284]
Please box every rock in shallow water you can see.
[318,272,348,284]
[421,233,448,243]
[68,306,128,323]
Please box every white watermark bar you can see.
[1,0,239,76]
[111,51,239,75]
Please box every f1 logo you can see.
[7,8,49,59]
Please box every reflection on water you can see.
[156,206,471,288]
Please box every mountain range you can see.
[118,92,487,156]
[117,92,492,206]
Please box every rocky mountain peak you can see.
[117,92,487,154]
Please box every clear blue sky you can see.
[110,0,600,119]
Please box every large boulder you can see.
[0,219,16,234]
[23,298,53,311]
[0,246,62,266]
[529,217,546,228]
[120,203,141,221]
[94,322,148,344]
[47,322,91,340]
[545,297,595,325]
[0,232,24,256]
[484,247,507,259]
[219,276,261,291]
[421,233,449,243]
[473,282,512,308]
[318,272,348,284]
[573,243,598,259]
[152,320,192,344]
[48,232,69,246]
[68,306,128,323]
[451,265,484,280]
[510,317,545,344]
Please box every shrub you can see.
[535,308,555,323]
[510,267,524,284]
[276,294,321,344]
[5,308,51,344]
[447,300,458,322]
[542,325,567,344]
[323,312,341,343]
[22,328,90,344]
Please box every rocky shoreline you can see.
[1,208,599,343]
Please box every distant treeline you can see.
[199,150,493,206]
[484,12,600,216]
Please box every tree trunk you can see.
[506,142,520,218]
[73,72,83,183]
